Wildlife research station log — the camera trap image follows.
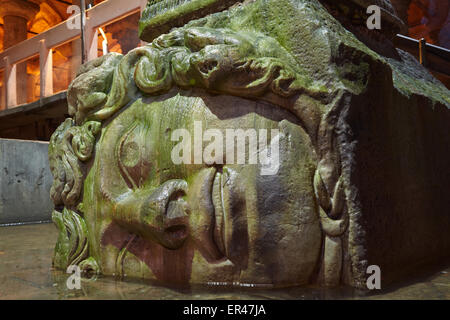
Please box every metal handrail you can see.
[395,34,450,76]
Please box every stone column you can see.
[0,0,39,105]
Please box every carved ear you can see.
[49,120,101,209]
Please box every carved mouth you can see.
[203,167,228,261]
[189,166,230,261]
[211,168,227,257]
[139,0,243,42]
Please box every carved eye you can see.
[117,123,151,189]
[120,141,140,168]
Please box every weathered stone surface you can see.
[0,139,53,225]
[48,0,450,289]
[139,0,244,42]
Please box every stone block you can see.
[0,138,53,225]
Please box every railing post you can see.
[85,20,98,61]
[419,38,427,67]
[39,39,53,98]
[0,72,5,111]
[4,56,17,108]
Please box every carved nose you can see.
[143,179,189,224]
[140,179,190,249]
[166,198,188,221]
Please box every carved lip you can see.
[201,167,228,261]
[195,166,229,261]
[211,168,227,257]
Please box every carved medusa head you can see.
[49,26,347,287]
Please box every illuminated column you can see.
[0,0,39,106]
